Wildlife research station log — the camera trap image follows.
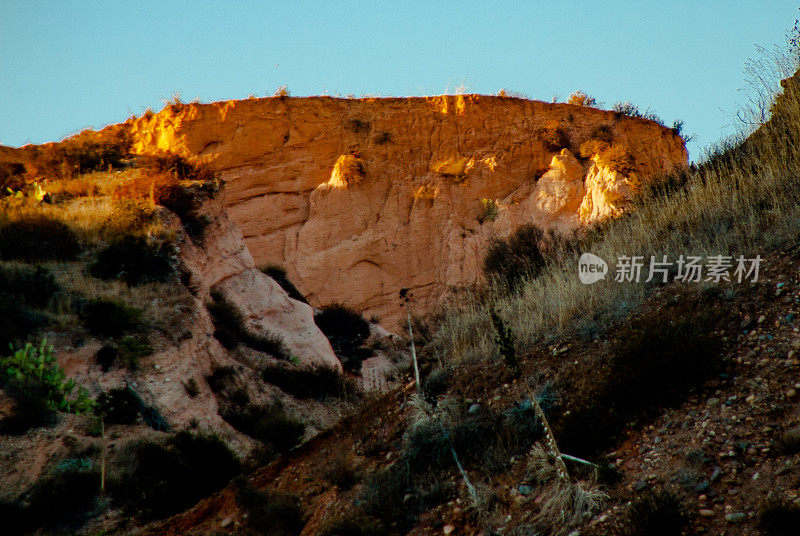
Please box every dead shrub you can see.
[483,224,575,289]
[567,90,597,107]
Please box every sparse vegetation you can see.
[323,453,360,490]
[89,235,174,286]
[0,214,81,261]
[236,484,305,536]
[262,362,356,400]
[207,289,289,357]
[110,431,240,520]
[96,386,140,424]
[611,101,665,125]
[261,264,307,302]
[567,90,597,107]
[0,265,60,348]
[81,298,142,337]
[315,303,371,371]
[0,339,93,434]
[39,129,131,178]
[483,224,573,288]
[536,120,571,150]
[555,294,723,457]
[117,334,153,368]
[435,64,800,373]
[624,489,688,536]
[220,399,305,453]
[319,512,388,536]
[26,462,100,529]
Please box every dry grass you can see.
[525,445,608,535]
[433,70,800,364]
[41,260,192,333]
[3,169,173,246]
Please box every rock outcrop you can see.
[126,96,686,328]
[179,198,340,370]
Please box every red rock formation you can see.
[39,95,692,329]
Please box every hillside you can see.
[127,71,800,536]
[3,70,798,536]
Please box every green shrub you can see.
[624,489,688,536]
[478,198,498,223]
[205,365,237,393]
[0,265,60,348]
[555,294,723,458]
[314,304,371,372]
[89,236,173,286]
[483,224,573,288]
[0,296,48,350]
[117,334,153,368]
[110,431,240,520]
[260,265,307,303]
[0,215,81,261]
[0,339,92,434]
[183,377,200,397]
[236,484,305,536]
[95,344,118,372]
[221,400,305,453]
[0,265,60,307]
[96,386,140,424]
[81,298,141,337]
[261,363,354,400]
[758,498,800,536]
[207,290,289,358]
[26,463,100,529]
[0,377,58,434]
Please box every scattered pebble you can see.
[725,513,747,524]
[518,485,534,496]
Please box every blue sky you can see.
[1,1,798,160]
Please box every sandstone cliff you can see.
[122,95,687,328]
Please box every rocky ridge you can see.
[122,95,687,328]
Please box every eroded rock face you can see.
[124,95,687,328]
[180,198,340,370]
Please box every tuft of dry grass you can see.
[525,445,607,535]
